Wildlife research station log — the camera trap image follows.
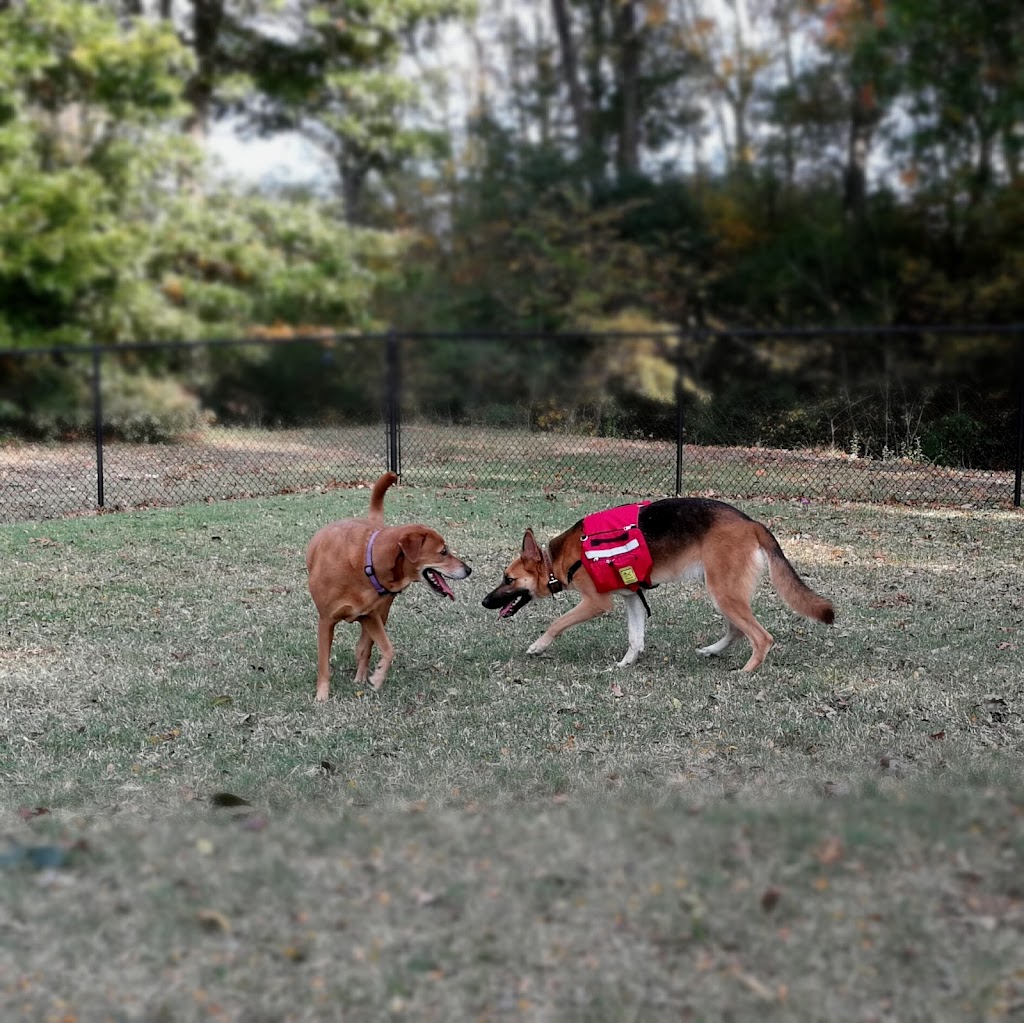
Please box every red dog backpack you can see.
[579,501,654,593]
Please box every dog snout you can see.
[449,558,471,579]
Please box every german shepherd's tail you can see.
[756,524,835,624]
[368,472,399,524]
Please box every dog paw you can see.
[617,650,641,667]
[526,642,549,657]
[695,646,718,658]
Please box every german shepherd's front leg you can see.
[617,591,648,666]
[526,593,615,656]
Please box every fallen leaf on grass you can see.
[930,729,946,740]
[761,887,782,912]
[731,967,781,1002]
[147,728,181,744]
[196,908,231,934]
[209,792,251,808]
[17,806,51,821]
[610,683,625,698]
[814,836,845,865]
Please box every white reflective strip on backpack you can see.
[583,538,640,560]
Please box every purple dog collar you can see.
[364,530,394,596]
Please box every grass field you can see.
[1,483,1023,1021]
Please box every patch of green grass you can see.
[1,487,1023,1019]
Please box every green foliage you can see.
[0,355,91,439]
[0,0,193,345]
[100,366,206,443]
[0,1,406,353]
[921,411,983,468]
[0,354,204,442]
[203,338,383,426]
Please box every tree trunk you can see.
[842,0,877,221]
[775,0,798,189]
[183,0,224,142]
[340,158,369,225]
[550,0,590,155]
[614,0,641,177]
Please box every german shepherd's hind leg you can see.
[526,593,615,656]
[696,620,743,658]
[617,591,648,666]
[702,551,773,672]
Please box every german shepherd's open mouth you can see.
[481,586,532,618]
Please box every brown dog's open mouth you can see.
[498,593,531,618]
[423,568,456,600]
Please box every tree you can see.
[0,0,406,348]
[229,0,473,224]
[0,0,192,346]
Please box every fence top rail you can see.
[0,323,1022,361]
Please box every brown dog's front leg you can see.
[526,594,614,656]
[316,617,337,702]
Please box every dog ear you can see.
[399,529,426,565]
[521,528,542,564]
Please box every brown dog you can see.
[306,473,471,701]
[482,497,833,672]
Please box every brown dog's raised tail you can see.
[756,523,835,624]
[368,472,399,524]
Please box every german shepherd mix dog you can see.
[306,473,471,700]
[482,498,834,672]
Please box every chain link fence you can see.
[1,327,1022,522]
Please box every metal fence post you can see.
[92,345,105,508]
[1015,331,1023,508]
[385,330,401,476]
[674,328,686,497]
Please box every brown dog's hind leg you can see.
[354,623,373,684]
[354,597,394,685]
[316,617,338,702]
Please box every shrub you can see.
[0,356,205,442]
[100,368,206,442]
[922,412,983,468]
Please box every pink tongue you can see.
[500,601,516,618]
[435,573,455,599]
